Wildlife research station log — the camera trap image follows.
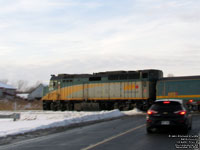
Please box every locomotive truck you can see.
[42,69,163,111]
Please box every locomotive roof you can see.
[95,69,162,75]
[51,74,91,80]
[160,75,200,81]
[51,69,162,80]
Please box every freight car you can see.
[42,69,163,111]
[156,76,200,110]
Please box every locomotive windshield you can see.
[49,80,57,91]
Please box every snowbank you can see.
[0,109,144,138]
[122,108,144,115]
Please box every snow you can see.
[16,93,29,99]
[122,109,145,115]
[0,109,144,138]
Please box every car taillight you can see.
[174,110,187,115]
[163,101,170,104]
[147,110,158,115]
[189,99,193,103]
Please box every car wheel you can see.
[182,126,189,134]
[188,124,192,130]
[146,127,153,134]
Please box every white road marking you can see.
[81,124,145,150]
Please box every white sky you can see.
[0,0,200,85]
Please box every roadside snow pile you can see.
[122,108,145,115]
[0,109,144,138]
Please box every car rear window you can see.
[150,101,183,111]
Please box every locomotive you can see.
[42,69,200,111]
[42,69,163,111]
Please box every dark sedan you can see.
[146,99,192,134]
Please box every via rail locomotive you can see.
[42,69,163,111]
[42,69,200,111]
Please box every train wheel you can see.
[68,103,74,111]
[57,101,66,111]
[43,101,47,110]
[65,103,70,111]
[50,102,53,110]
[61,103,66,111]
[50,102,58,111]
[99,102,107,110]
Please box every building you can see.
[28,84,46,100]
[0,82,16,99]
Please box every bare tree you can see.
[26,81,42,93]
[16,80,28,92]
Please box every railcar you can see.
[42,69,163,111]
[156,76,200,110]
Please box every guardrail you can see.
[0,113,20,121]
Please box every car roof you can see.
[155,99,183,104]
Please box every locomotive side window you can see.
[119,74,128,80]
[142,73,148,79]
[63,80,73,82]
[89,77,101,81]
[128,73,140,79]
[108,75,119,80]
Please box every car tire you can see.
[146,127,153,134]
[188,124,192,130]
[182,126,189,134]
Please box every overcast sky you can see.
[0,0,200,85]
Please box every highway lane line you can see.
[81,124,145,150]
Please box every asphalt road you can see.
[0,114,200,150]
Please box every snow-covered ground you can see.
[0,109,144,138]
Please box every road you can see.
[0,114,200,150]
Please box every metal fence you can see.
[0,113,20,121]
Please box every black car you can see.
[146,99,192,134]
